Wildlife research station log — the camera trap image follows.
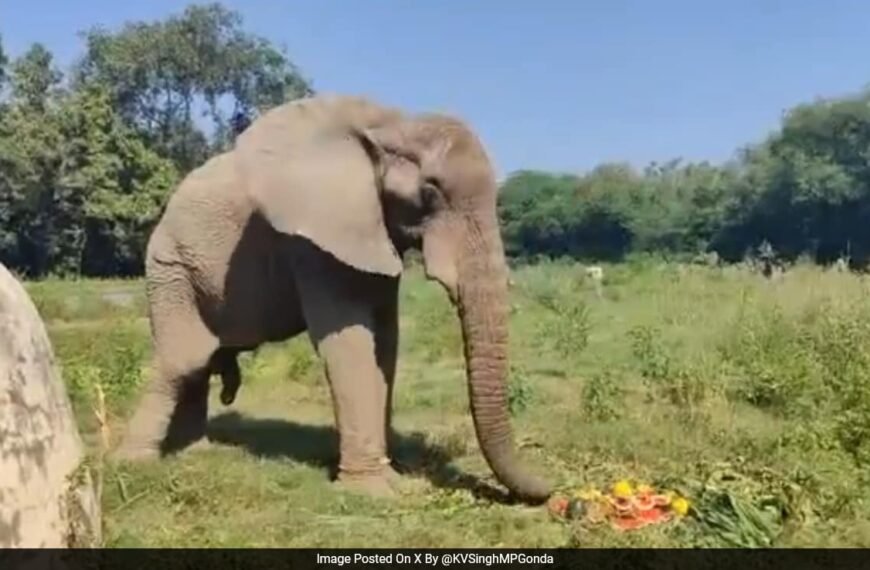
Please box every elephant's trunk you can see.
[455,217,551,504]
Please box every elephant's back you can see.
[147,152,256,302]
[238,95,404,148]
[159,153,251,251]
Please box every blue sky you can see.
[2,1,870,177]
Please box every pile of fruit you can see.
[547,480,691,531]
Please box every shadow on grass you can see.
[206,411,514,504]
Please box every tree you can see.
[74,2,313,173]
[9,43,63,112]
[0,33,8,91]
[55,84,178,275]
[0,45,66,275]
[498,169,634,261]
[0,44,176,277]
[710,91,870,264]
[0,5,313,277]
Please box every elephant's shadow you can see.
[206,411,514,503]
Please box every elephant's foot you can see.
[185,438,215,453]
[161,404,208,455]
[334,472,397,498]
[336,459,423,497]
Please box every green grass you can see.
[25,260,870,547]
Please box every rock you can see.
[0,263,101,548]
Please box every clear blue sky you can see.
[3,1,870,178]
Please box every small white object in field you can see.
[692,251,720,267]
[584,265,604,298]
[585,265,604,282]
[769,265,785,281]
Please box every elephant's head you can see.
[236,96,552,503]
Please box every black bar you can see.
[2,549,869,570]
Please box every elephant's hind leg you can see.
[160,364,213,455]
[117,344,216,460]
[116,275,219,460]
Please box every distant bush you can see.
[518,264,591,360]
[719,298,870,464]
[507,364,535,416]
[581,371,624,422]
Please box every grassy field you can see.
[25,259,870,547]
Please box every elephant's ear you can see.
[234,106,407,277]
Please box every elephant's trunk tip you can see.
[483,446,552,504]
[509,475,552,504]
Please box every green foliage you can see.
[546,302,590,358]
[499,90,870,269]
[0,96,65,274]
[0,74,176,276]
[519,265,590,359]
[407,284,463,364]
[507,364,535,416]
[499,169,633,261]
[0,3,310,277]
[0,33,7,90]
[581,371,623,422]
[629,325,673,386]
[27,279,145,321]
[57,84,178,275]
[74,2,313,171]
[717,295,870,465]
[694,488,785,548]
[239,336,321,388]
[628,325,708,412]
[4,4,870,277]
[52,320,150,419]
[719,306,821,414]
[9,43,63,111]
[40,263,870,547]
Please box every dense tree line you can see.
[0,3,312,277]
[500,91,870,268]
[2,3,870,276]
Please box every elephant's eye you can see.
[420,179,443,211]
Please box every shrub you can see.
[719,297,870,464]
[51,319,150,420]
[508,364,535,416]
[581,371,624,421]
[519,269,591,359]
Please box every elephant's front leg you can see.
[374,290,400,480]
[297,268,398,497]
[318,323,394,495]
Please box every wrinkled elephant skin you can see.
[116,95,551,504]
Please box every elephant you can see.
[114,94,551,503]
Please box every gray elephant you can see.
[115,94,551,503]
